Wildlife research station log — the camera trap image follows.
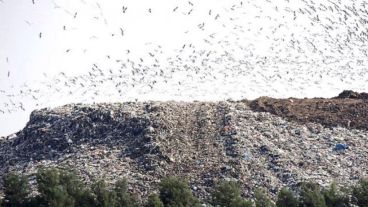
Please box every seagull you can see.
[122,6,128,13]
[120,28,124,36]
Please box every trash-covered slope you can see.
[0,100,367,202]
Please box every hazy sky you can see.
[0,0,367,136]
[0,0,238,82]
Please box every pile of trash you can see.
[0,98,367,202]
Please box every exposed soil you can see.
[249,91,368,130]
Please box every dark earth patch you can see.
[249,90,368,130]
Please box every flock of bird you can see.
[1,0,368,116]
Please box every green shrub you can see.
[299,182,327,207]
[2,172,30,207]
[322,183,350,207]
[255,188,275,207]
[60,168,94,207]
[113,179,138,207]
[35,167,95,207]
[158,176,200,207]
[36,167,76,207]
[211,180,252,207]
[92,180,117,207]
[276,187,298,207]
[352,178,368,207]
[146,194,164,207]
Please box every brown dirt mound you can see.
[335,90,368,99]
[249,91,368,130]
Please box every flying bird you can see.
[188,9,193,15]
[120,28,124,36]
[122,6,128,13]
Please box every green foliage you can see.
[146,194,164,207]
[36,167,76,207]
[3,167,368,207]
[299,182,327,207]
[255,188,275,207]
[35,167,96,207]
[2,172,30,207]
[92,180,117,207]
[60,168,94,207]
[352,178,368,207]
[211,180,252,207]
[276,187,298,207]
[322,183,350,207]
[113,179,138,207]
[158,176,200,207]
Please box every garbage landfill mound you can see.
[0,92,367,202]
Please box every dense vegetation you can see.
[0,168,367,207]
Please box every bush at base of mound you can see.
[1,168,368,207]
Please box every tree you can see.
[2,172,30,207]
[36,167,75,207]
[276,187,298,207]
[211,180,252,207]
[255,188,275,207]
[60,168,94,207]
[146,194,164,207]
[322,183,349,207]
[113,179,138,207]
[352,178,368,207]
[159,177,200,207]
[299,182,327,207]
[92,180,117,207]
